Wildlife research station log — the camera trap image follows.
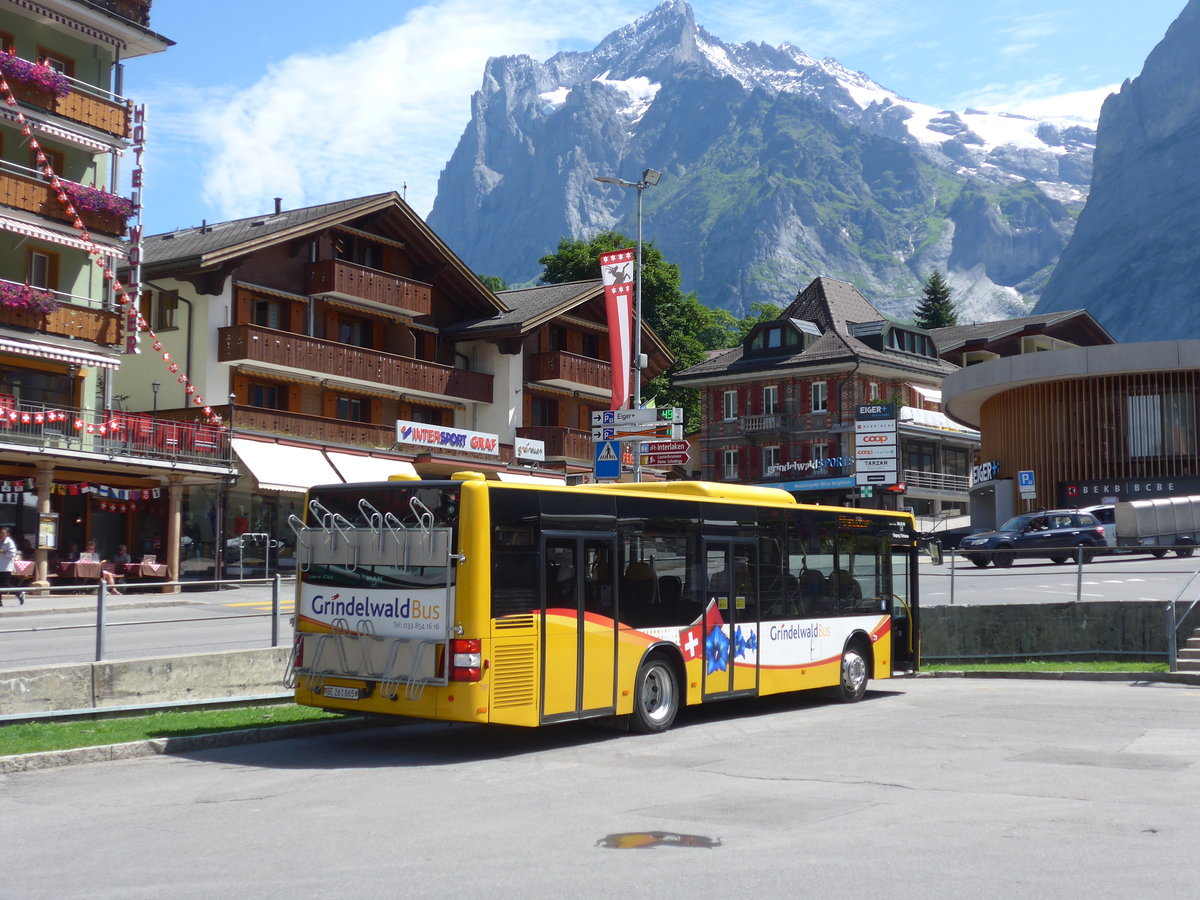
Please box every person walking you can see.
[0,526,21,606]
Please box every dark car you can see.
[958,510,1107,568]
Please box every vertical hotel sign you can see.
[599,248,635,411]
[124,104,148,354]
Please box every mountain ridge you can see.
[429,1,1097,320]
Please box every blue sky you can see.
[129,0,1187,233]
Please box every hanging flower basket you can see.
[0,282,60,316]
[0,51,71,99]
[62,181,135,220]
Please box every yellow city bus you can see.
[286,473,919,733]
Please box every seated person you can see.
[828,568,862,605]
[86,539,124,595]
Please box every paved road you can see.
[2,676,1197,898]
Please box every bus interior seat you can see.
[658,575,683,607]
[623,561,658,607]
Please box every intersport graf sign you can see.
[396,420,500,455]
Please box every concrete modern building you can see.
[943,338,1199,528]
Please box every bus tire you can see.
[835,641,869,703]
[631,655,679,734]
[1177,541,1195,559]
[1151,549,1168,559]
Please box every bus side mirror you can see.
[927,540,943,566]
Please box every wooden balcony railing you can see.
[225,406,515,464]
[0,165,127,236]
[515,426,594,462]
[218,324,493,404]
[527,351,611,392]
[5,72,131,138]
[0,281,122,345]
[305,259,432,316]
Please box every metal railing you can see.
[925,543,1200,668]
[0,399,235,469]
[903,468,971,494]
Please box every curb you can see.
[0,714,384,774]
[920,670,1200,686]
[0,598,200,618]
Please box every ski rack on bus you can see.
[284,497,461,702]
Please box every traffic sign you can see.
[640,452,689,466]
[1018,469,1036,499]
[594,440,621,480]
[591,408,683,426]
[642,440,689,454]
[592,424,683,441]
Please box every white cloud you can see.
[193,0,642,220]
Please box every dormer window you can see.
[745,319,816,356]
[887,327,936,359]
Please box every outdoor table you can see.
[58,560,102,580]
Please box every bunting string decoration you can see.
[0,75,224,430]
[51,482,164,502]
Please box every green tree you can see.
[538,232,717,429]
[478,274,509,292]
[913,269,958,329]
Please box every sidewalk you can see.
[0,580,286,617]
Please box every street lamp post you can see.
[593,168,661,481]
[151,380,159,416]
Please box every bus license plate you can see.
[323,685,359,700]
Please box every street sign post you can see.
[591,408,683,426]
[592,423,683,442]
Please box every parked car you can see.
[958,510,1107,568]
[1079,504,1117,548]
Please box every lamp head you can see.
[642,168,661,186]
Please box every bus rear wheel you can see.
[631,656,679,734]
[835,644,869,703]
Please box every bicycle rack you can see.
[285,493,459,700]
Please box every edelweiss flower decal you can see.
[705,626,729,674]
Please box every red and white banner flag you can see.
[599,248,635,410]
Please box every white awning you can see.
[0,214,96,253]
[233,438,342,493]
[0,336,120,369]
[494,471,566,484]
[908,383,943,403]
[0,108,123,154]
[324,451,417,483]
[899,405,979,436]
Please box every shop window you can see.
[338,315,374,348]
[335,396,370,423]
[531,397,557,427]
[723,448,738,480]
[36,47,74,77]
[253,298,283,330]
[811,381,827,413]
[763,385,779,415]
[25,248,58,291]
[723,390,738,421]
[763,445,780,474]
[248,382,286,411]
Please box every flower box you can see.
[0,52,71,99]
[0,283,60,316]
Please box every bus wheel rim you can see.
[644,665,674,722]
[843,651,867,693]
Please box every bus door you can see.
[541,533,618,722]
[889,533,919,673]
[701,539,759,698]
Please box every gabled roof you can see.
[446,279,674,362]
[674,276,956,383]
[928,309,1115,351]
[447,280,603,337]
[138,192,506,314]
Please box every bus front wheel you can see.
[632,656,679,734]
[835,644,869,703]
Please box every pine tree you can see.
[914,269,958,329]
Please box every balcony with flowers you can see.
[0,160,133,236]
[0,51,131,139]
[0,278,123,345]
